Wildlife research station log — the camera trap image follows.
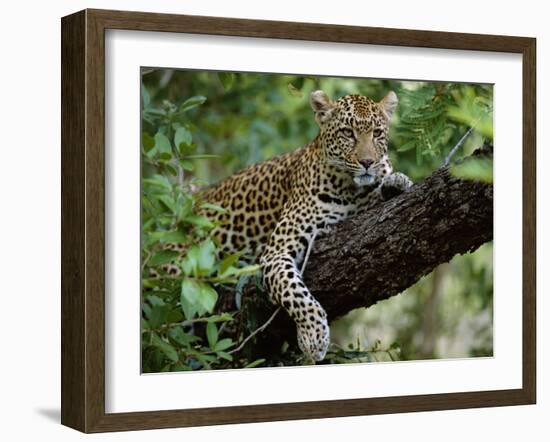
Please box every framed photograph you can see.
[61,9,536,433]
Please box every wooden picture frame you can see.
[61,8,536,433]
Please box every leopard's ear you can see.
[379,91,398,120]
[310,90,334,123]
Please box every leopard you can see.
[164,90,413,362]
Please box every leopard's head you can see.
[310,90,397,186]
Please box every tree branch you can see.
[222,146,493,353]
[305,149,493,318]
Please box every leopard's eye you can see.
[341,128,354,138]
[373,128,383,138]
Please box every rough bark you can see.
[303,154,493,318]
[221,147,493,353]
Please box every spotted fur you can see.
[163,91,413,361]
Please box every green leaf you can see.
[145,290,171,300]
[450,157,493,183]
[151,333,179,362]
[193,352,215,370]
[147,304,170,329]
[142,174,172,192]
[180,159,195,171]
[215,265,239,279]
[204,313,233,323]
[197,282,218,314]
[156,216,173,226]
[154,132,172,154]
[146,230,184,244]
[180,278,200,319]
[216,351,233,361]
[218,252,242,276]
[146,294,164,307]
[174,126,192,153]
[141,279,158,290]
[244,358,266,369]
[158,230,187,244]
[396,140,416,152]
[200,202,228,214]
[197,239,216,274]
[157,194,177,214]
[206,322,218,348]
[171,362,192,372]
[165,164,178,176]
[181,245,199,276]
[166,308,184,323]
[149,250,180,267]
[145,107,166,117]
[168,326,200,347]
[232,264,261,277]
[180,95,207,112]
[218,72,235,91]
[185,215,215,230]
[142,132,155,152]
[214,338,233,352]
[176,197,193,222]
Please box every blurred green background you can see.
[141,69,493,371]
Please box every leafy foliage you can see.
[141,80,262,372]
[324,340,402,364]
[390,82,493,180]
[450,157,493,183]
[141,68,494,371]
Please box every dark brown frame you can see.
[61,8,536,433]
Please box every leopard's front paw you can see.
[296,315,330,362]
[380,172,413,200]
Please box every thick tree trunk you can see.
[222,146,493,356]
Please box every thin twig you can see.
[443,111,489,167]
[228,307,281,355]
[141,250,152,274]
[141,68,157,76]
[176,164,185,188]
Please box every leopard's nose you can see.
[359,159,374,170]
